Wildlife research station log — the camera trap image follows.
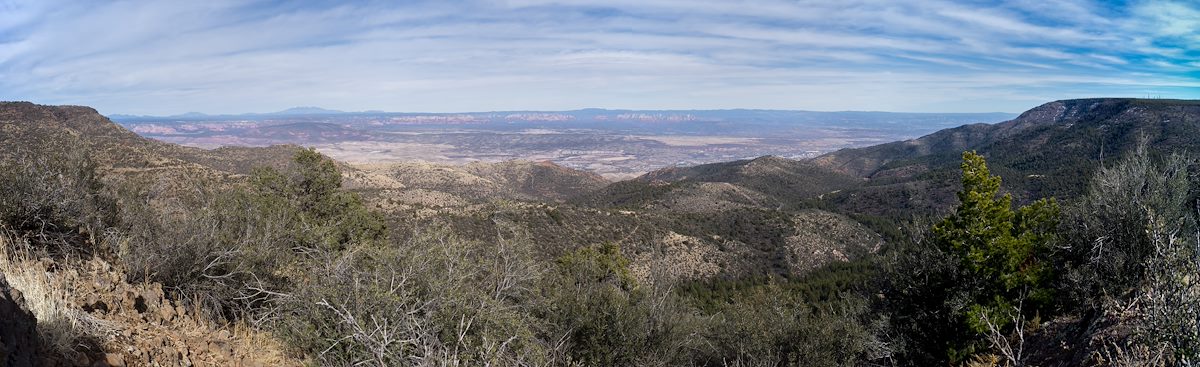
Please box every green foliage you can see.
[544,207,564,226]
[681,259,877,314]
[847,213,908,245]
[248,148,385,251]
[117,148,384,319]
[883,151,1060,364]
[677,267,887,366]
[932,151,1059,335]
[1059,147,1200,363]
[540,242,690,366]
[881,235,973,365]
[713,291,870,366]
[1060,146,1195,307]
[668,208,796,274]
[555,243,637,291]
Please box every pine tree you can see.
[932,151,1059,338]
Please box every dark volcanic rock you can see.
[0,273,40,367]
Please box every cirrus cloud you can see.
[0,0,1196,115]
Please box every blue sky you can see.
[0,0,1197,115]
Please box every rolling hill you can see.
[344,159,610,207]
[579,155,861,212]
[0,101,300,181]
[574,98,1200,225]
[0,101,881,280]
[0,106,306,365]
[7,98,1192,365]
[813,98,1200,218]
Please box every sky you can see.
[0,0,1197,115]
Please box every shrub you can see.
[276,225,553,366]
[539,242,699,366]
[247,148,384,252]
[695,283,883,367]
[1060,147,1200,363]
[116,177,298,319]
[1059,146,1194,309]
[0,147,116,256]
[117,148,384,320]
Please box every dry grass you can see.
[2,230,302,366]
[227,322,300,366]
[162,298,301,366]
[1096,342,1168,367]
[0,232,113,359]
[965,353,1002,367]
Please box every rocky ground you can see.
[0,238,300,367]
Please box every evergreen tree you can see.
[932,151,1059,355]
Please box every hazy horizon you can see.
[2,1,1198,116]
[105,105,1025,118]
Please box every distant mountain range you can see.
[110,106,349,120]
[595,98,1200,220]
[34,98,1200,222]
[107,108,1020,174]
[109,107,1017,131]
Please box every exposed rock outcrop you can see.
[0,273,39,367]
[23,256,298,367]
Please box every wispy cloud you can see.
[0,0,1196,115]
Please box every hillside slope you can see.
[0,102,299,180]
[640,155,863,201]
[582,155,861,212]
[344,159,609,207]
[812,98,1200,217]
[0,102,306,365]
